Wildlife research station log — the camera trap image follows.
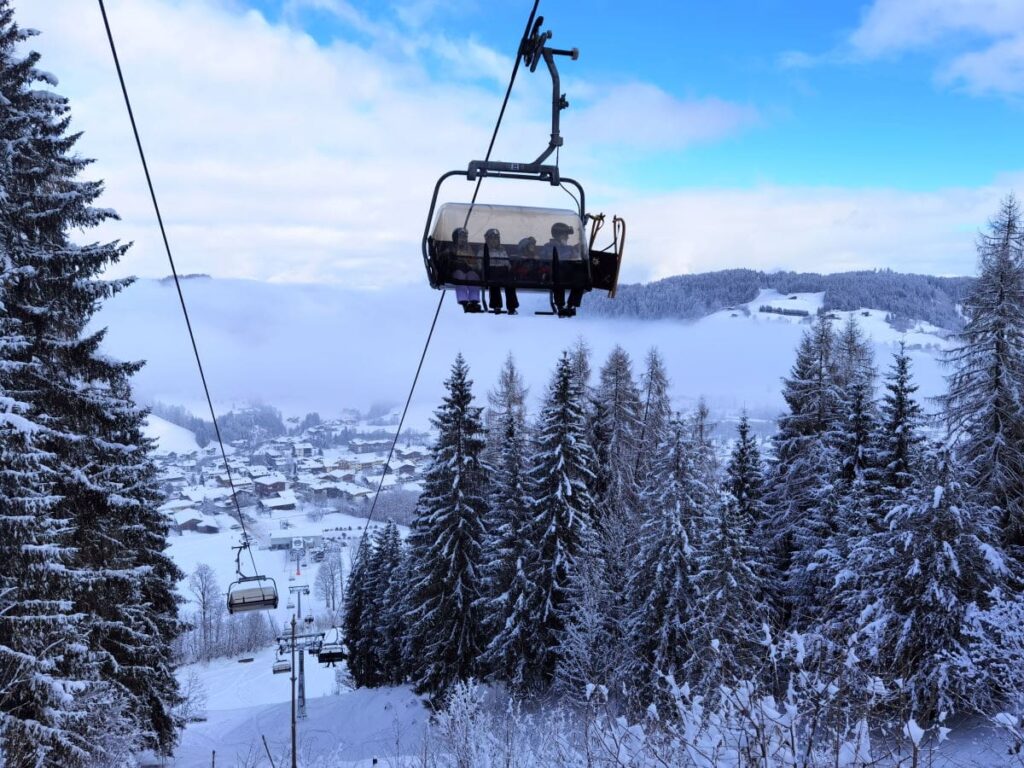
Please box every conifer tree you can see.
[554,555,617,704]
[856,446,1009,720]
[725,412,766,531]
[484,353,527,464]
[767,316,842,629]
[379,538,411,685]
[0,6,181,760]
[480,356,532,661]
[363,521,404,686]
[875,343,925,511]
[490,352,597,691]
[832,318,877,488]
[590,346,643,683]
[940,195,1024,550]
[635,347,672,489]
[343,538,375,688]
[594,345,642,518]
[625,416,703,709]
[684,493,772,705]
[403,355,489,697]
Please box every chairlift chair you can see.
[272,657,291,675]
[226,541,279,614]
[422,13,624,317]
[317,627,347,666]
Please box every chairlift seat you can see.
[272,659,291,675]
[226,575,279,614]
[318,627,347,665]
[426,203,593,293]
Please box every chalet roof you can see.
[173,509,204,525]
[254,473,288,486]
[159,499,197,513]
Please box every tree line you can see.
[345,196,1024,741]
[587,266,974,331]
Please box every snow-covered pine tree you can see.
[624,416,703,710]
[403,354,489,697]
[568,336,593,394]
[479,355,532,667]
[829,345,927,670]
[874,342,925,514]
[554,554,617,705]
[831,317,877,488]
[725,411,766,533]
[590,346,644,688]
[0,6,181,760]
[940,195,1024,551]
[857,445,1009,720]
[363,521,404,686]
[766,316,842,629]
[75,376,184,754]
[684,490,772,707]
[634,347,672,491]
[484,352,527,465]
[594,345,642,519]
[490,352,598,692]
[342,537,375,688]
[379,532,410,686]
[688,398,719,492]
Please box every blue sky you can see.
[25,0,1024,283]
[259,0,1024,190]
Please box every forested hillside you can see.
[587,268,974,329]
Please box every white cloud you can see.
[849,0,1024,56]
[939,34,1024,95]
[572,83,758,151]
[609,178,1024,283]
[848,0,1024,94]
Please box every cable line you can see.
[97,0,259,576]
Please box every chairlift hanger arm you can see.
[467,17,578,185]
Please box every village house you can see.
[349,437,392,455]
[254,474,288,498]
[258,490,298,514]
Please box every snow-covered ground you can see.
[169,505,415,766]
[168,510,395,634]
[173,672,426,767]
[94,278,951,428]
[145,414,201,455]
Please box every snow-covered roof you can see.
[173,508,203,525]
[159,499,198,513]
[254,473,288,486]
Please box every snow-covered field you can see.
[173,674,426,767]
[145,414,201,455]
[94,279,951,428]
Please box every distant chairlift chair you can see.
[226,541,279,614]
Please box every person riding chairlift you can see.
[479,228,519,315]
[450,227,482,313]
[542,222,583,317]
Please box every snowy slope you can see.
[173,674,426,767]
[144,414,200,455]
[92,278,951,427]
